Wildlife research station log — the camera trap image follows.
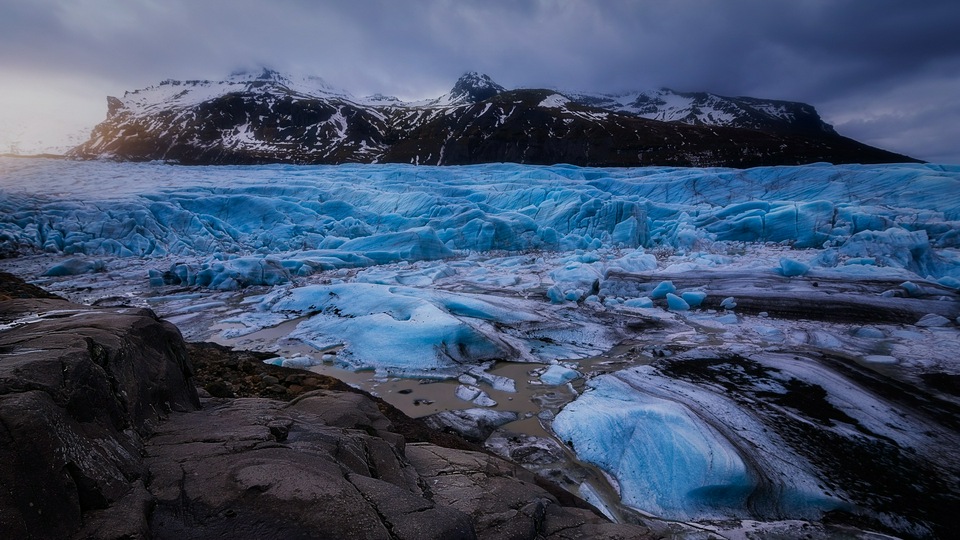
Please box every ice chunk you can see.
[715,313,739,324]
[839,228,940,277]
[455,384,497,407]
[720,297,737,310]
[754,326,785,341]
[540,365,580,385]
[681,291,707,307]
[666,293,690,311]
[263,355,321,369]
[422,408,518,443]
[651,281,676,299]
[778,258,810,277]
[624,297,654,308]
[464,367,517,393]
[900,281,924,297]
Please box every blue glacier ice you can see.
[680,291,707,307]
[650,281,677,299]
[1,159,958,280]
[553,372,753,519]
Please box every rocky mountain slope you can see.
[67,69,915,167]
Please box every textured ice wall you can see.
[3,160,958,286]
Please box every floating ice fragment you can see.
[720,297,737,310]
[464,367,517,393]
[608,250,657,274]
[159,257,290,289]
[456,384,497,407]
[455,384,481,402]
[540,365,580,385]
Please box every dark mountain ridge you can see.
[68,70,916,167]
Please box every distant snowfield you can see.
[1,157,959,536]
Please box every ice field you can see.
[2,157,959,536]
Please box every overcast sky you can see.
[1,0,958,163]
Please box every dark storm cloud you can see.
[2,0,958,162]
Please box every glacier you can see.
[2,157,959,537]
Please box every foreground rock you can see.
[0,297,199,538]
[0,273,651,539]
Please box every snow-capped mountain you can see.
[68,69,914,166]
[568,88,838,137]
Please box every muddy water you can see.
[210,316,667,522]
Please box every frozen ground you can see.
[2,157,959,538]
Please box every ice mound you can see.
[245,282,613,375]
[255,283,512,374]
[553,372,753,519]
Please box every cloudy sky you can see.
[1,0,958,163]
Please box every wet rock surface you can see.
[0,273,651,539]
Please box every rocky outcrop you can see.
[0,273,653,539]
[0,297,199,538]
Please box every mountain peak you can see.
[228,67,286,82]
[449,72,505,103]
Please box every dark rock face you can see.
[0,298,199,538]
[0,274,652,539]
[68,72,916,167]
